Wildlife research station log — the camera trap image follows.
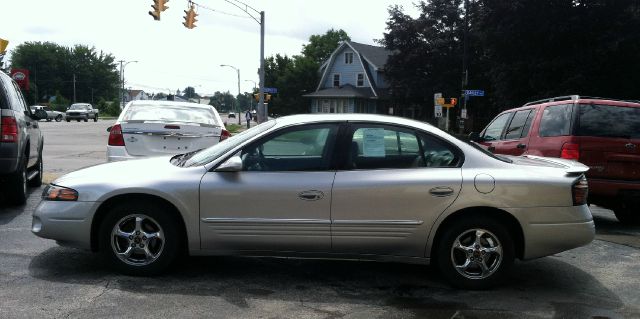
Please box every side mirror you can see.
[468,132,482,142]
[33,109,48,120]
[106,126,112,132]
[215,155,243,172]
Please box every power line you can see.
[189,0,253,20]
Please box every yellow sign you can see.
[0,38,9,53]
[437,97,457,108]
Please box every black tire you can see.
[28,150,43,187]
[7,157,28,205]
[93,114,98,122]
[614,204,640,225]
[84,116,88,122]
[99,201,182,276]
[66,119,70,122]
[55,115,63,122]
[46,118,52,122]
[435,217,514,290]
[76,119,80,122]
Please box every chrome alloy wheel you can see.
[111,214,165,266]
[451,228,503,280]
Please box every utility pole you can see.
[119,60,138,109]
[73,74,76,103]
[258,11,266,123]
[220,64,242,124]
[460,0,470,134]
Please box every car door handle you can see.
[429,187,454,197]
[517,143,526,149]
[298,190,324,201]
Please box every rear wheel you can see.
[99,201,182,276]
[436,217,514,289]
[76,119,80,122]
[66,119,70,122]
[614,204,640,225]
[84,116,88,122]
[93,114,98,122]
[55,114,63,122]
[7,157,28,205]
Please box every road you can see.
[1,121,639,318]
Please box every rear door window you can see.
[539,104,573,137]
[577,104,640,138]
[482,112,512,141]
[504,109,534,139]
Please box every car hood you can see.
[52,156,207,201]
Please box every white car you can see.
[30,105,65,122]
[107,100,229,162]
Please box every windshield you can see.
[123,104,220,126]
[182,119,276,167]
[69,105,88,110]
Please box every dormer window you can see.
[357,73,364,87]
[333,74,340,87]
[345,52,353,64]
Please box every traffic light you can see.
[436,97,457,108]
[149,0,168,21]
[451,98,457,106]
[253,93,272,102]
[183,5,198,29]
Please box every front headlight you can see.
[43,184,79,201]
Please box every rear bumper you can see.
[510,205,595,259]
[106,145,138,162]
[588,178,640,208]
[0,157,19,174]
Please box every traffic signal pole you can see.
[257,11,266,123]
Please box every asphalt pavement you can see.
[1,120,639,318]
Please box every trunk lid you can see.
[120,121,222,156]
[506,155,589,176]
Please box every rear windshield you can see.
[69,104,89,110]
[576,104,640,138]
[122,104,219,126]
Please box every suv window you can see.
[577,104,640,138]
[504,109,534,139]
[539,104,573,137]
[482,112,511,141]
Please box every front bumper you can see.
[65,113,88,119]
[510,204,595,259]
[32,199,99,250]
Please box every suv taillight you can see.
[572,176,589,205]
[561,142,580,161]
[220,129,231,141]
[1,116,19,143]
[108,124,125,146]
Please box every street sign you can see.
[464,89,484,97]
[434,104,443,118]
[264,87,278,94]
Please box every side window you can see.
[521,109,536,137]
[12,82,28,114]
[482,112,512,141]
[349,126,422,169]
[539,104,573,137]
[504,109,532,139]
[419,133,460,167]
[241,124,338,172]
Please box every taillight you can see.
[108,124,125,146]
[572,176,589,205]
[220,129,231,141]
[1,116,19,143]
[561,142,580,161]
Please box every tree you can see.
[9,42,120,105]
[183,86,198,99]
[302,29,351,65]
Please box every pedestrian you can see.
[245,110,252,128]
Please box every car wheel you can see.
[66,119,70,122]
[614,204,640,225]
[94,114,98,122]
[76,119,80,122]
[28,151,43,187]
[84,116,88,122]
[436,217,514,289]
[7,157,28,205]
[99,201,182,276]
[55,115,63,122]
[46,118,52,122]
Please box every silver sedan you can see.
[32,114,594,289]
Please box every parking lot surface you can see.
[1,121,639,318]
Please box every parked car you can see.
[30,105,65,122]
[472,95,640,224]
[66,103,98,122]
[0,72,47,204]
[106,100,229,162]
[33,114,594,289]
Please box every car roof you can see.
[128,100,215,110]
[271,113,437,131]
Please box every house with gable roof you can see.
[304,41,394,114]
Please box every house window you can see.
[345,52,353,64]
[357,73,364,87]
[333,74,340,87]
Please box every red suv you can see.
[474,96,640,224]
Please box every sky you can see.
[2,0,419,97]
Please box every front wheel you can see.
[99,201,182,276]
[436,217,514,289]
[84,116,88,122]
[93,114,98,122]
